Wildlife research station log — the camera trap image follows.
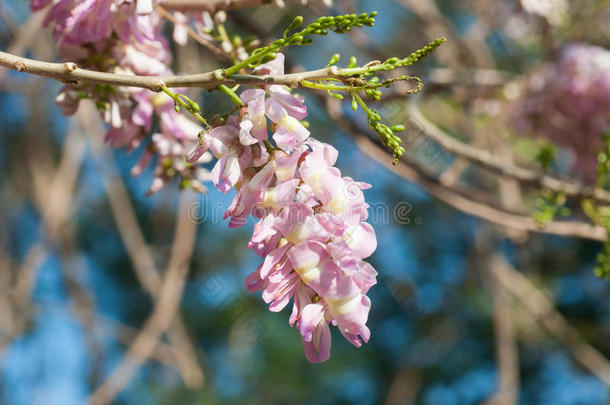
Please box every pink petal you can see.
[269,85,308,120]
[287,241,340,295]
[302,321,331,363]
[299,303,325,341]
[211,152,240,193]
[254,52,285,75]
[273,127,297,152]
[185,141,207,163]
[259,244,290,279]
[239,119,259,146]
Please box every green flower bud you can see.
[288,16,304,31]
[261,53,278,63]
[327,53,341,66]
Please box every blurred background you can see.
[0,0,610,404]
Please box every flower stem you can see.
[161,85,209,128]
[218,84,244,107]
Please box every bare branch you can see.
[408,105,610,205]
[355,134,607,241]
[78,103,204,388]
[484,250,520,405]
[156,5,230,62]
[492,254,610,386]
[0,49,339,91]
[88,192,199,405]
[159,0,274,12]
[41,301,196,376]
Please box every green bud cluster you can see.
[367,111,406,163]
[536,144,556,170]
[309,12,377,34]
[597,132,610,189]
[216,13,443,164]
[228,12,378,75]
[533,190,570,226]
[351,94,405,163]
[399,38,447,67]
[594,242,610,280]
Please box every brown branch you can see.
[383,368,421,405]
[159,0,274,12]
[492,254,610,386]
[156,5,230,62]
[0,50,340,91]
[78,103,204,388]
[355,134,607,241]
[21,97,107,384]
[407,105,610,205]
[41,301,195,376]
[483,249,520,405]
[318,92,607,242]
[88,192,199,405]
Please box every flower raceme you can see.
[513,44,610,183]
[32,0,213,194]
[30,0,379,361]
[188,54,378,362]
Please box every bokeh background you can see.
[1,0,609,404]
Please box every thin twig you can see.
[88,192,199,405]
[492,254,610,386]
[355,134,607,241]
[159,0,274,12]
[155,5,230,62]
[407,105,610,205]
[0,50,341,91]
[78,103,204,388]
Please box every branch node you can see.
[152,82,166,92]
[15,62,26,72]
[328,66,340,76]
[64,62,78,72]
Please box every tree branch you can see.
[319,93,607,242]
[159,0,274,12]
[88,192,198,405]
[482,247,520,405]
[492,254,610,386]
[0,49,340,91]
[407,105,610,205]
[78,104,204,389]
[355,134,608,241]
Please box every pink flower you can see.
[34,0,212,194]
[187,53,380,362]
[513,43,610,183]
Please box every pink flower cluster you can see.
[189,54,378,362]
[513,43,610,183]
[31,1,378,361]
[31,0,211,193]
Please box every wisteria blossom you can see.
[513,43,610,183]
[188,54,378,362]
[32,0,211,193]
[30,0,379,362]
